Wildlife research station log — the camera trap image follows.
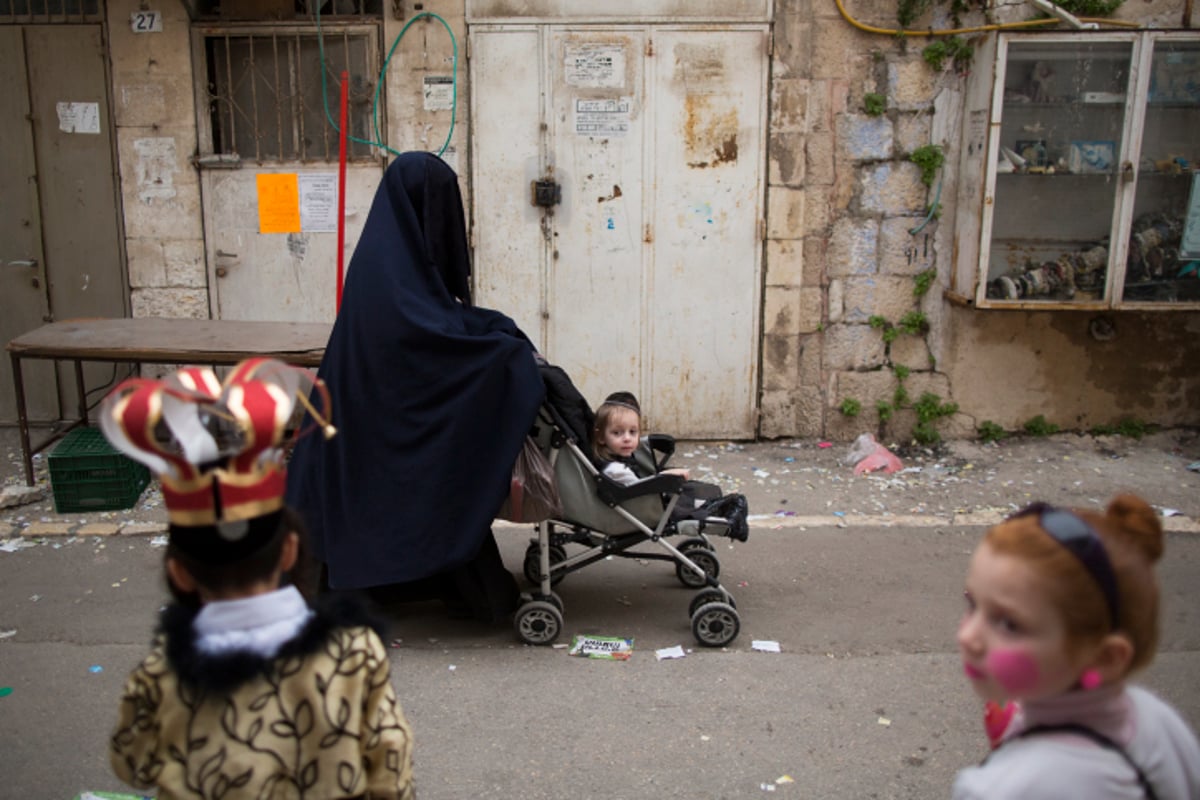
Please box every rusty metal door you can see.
[470,24,766,438]
[0,25,127,424]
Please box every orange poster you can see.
[257,173,301,234]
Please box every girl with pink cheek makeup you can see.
[952,494,1200,800]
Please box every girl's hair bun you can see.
[1104,493,1164,563]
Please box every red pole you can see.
[336,70,349,313]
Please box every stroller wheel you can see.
[678,536,715,552]
[691,601,740,647]
[676,548,720,588]
[688,588,736,618]
[522,543,567,587]
[540,591,564,614]
[514,600,564,646]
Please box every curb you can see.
[4,513,1198,542]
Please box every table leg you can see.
[74,359,88,425]
[10,352,33,486]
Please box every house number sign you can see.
[131,10,162,33]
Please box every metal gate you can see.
[470,23,768,438]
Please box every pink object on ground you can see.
[852,445,903,475]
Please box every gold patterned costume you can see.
[111,597,415,800]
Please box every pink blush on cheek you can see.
[986,648,1040,694]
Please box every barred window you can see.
[194,1,382,20]
[0,0,101,23]
[199,25,381,163]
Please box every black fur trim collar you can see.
[161,593,388,694]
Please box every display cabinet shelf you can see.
[952,31,1200,309]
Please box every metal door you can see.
[471,24,767,438]
[0,25,127,424]
[200,168,379,322]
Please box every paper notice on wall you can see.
[564,43,625,89]
[56,102,100,134]
[298,173,337,233]
[575,98,631,137]
[257,173,301,234]
[423,76,454,111]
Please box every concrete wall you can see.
[96,0,1200,440]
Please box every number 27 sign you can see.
[130,10,162,33]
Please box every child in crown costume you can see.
[99,359,415,800]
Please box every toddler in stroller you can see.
[510,359,750,648]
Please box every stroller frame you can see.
[513,400,744,648]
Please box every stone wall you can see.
[761,0,1197,442]
[762,0,973,442]
[107,0,208,320]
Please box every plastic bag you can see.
[496,436,562,522]
[847,433,904,476]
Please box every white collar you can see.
[192,585,314,658]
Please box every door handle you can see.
[8,259,39,268]
[216,250,238,259]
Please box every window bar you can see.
[221,35,236,156]
[272,33,285,162]
[325,32,349,162]
[291,33,305,161]
[356,35,373,158]
[248,34,263,162]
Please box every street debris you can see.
[0,485,44,509]
[567,635,633,660]
[655,645,686,660]
[847,433,904,476]
[752,640,781,653]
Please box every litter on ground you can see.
[567,635,634,660]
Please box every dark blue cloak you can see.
[286,153,544,614]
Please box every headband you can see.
[1008,502,1121,629]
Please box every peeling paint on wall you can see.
[133,137,178,202]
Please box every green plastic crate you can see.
[48,427,151,513]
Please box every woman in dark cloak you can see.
[285,152,544,623]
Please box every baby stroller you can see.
[511,359,750,648]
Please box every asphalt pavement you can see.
[1,425,1198,799]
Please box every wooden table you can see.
[6,318,331,485]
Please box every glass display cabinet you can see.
[953,32,1200,309]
